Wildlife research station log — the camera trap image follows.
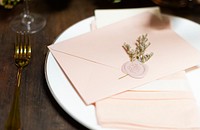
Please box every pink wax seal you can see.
[121,61,148,78]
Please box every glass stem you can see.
[24,0,30,15]
[22,0,34,26]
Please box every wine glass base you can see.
[10,13,46,34]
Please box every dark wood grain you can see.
[0,0,200,129]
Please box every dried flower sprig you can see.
[135,34,153,63]
[122,43,136,62]
[122,34,153,63]
[120,34,153,79]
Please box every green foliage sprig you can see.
[0,0,21,9]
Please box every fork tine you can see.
[14,32,20,59]
[22,32,31,59]
[28,35,31,58]
[23,32,27,58]
[26,33,31,59]
[19,32,23,59]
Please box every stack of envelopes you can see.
[48,7,200,130]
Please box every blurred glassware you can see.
[10,0,46,34]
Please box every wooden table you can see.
[0,0,200,129]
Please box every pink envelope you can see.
[48,12,200,105]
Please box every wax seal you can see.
[120,34,153,79]
[121,61,147,78]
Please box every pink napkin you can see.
[95,72,200,130]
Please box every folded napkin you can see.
[95,72,200,130]
[94,8,200,130]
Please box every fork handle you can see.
[5,68,22,130]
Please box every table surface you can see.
[1,0,200,129]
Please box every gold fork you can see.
[5,31,31,130]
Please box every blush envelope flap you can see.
[48,12,200,105]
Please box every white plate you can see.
[45,15,200,130]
